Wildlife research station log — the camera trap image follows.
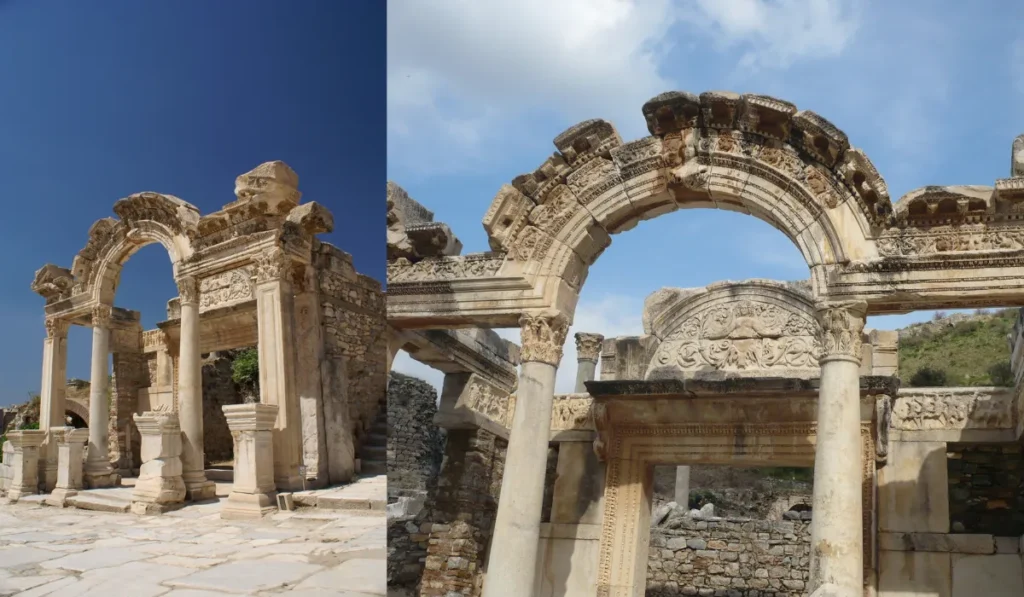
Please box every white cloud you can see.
[391,349,445,396]
[683,0,862,69]
[387,0,679,172]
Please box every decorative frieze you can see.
[386,253,504,284]
[197,267,254,311]
[551,395,595,431]
[892,388,1013,431]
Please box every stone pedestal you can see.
[221,403,279,519]
[482,312,568,597]
[810,302,867,594]
[84,305,117,489]
[47,428,89,507]
[130,410,186,515]
[6,430,46,501]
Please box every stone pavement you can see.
[0,477,386,596]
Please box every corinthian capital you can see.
[45,317,69,339]
[574,332,604,362]
[176,276,199,306]
[253,247,289,284]
[816,301,867,363]
[519,311,570,366]
[91,304,113,328]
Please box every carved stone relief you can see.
[198,267,255,311]
[891,388,1013,431]
[386,254,504,284]
[551,395,595,431]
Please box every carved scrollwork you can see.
[198,268,254,310]
[386,254,504,284]
[176,276,199,306]
[816,301,866,363]
[575,332,605,362]
[876,225,1024,257]
[519,311,570,366]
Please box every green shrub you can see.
[988,361,1014,387]
[910,367,948,387]
[231,348,260,402]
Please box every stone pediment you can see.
[644,279,821,380]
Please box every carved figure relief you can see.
[650,301,820,373]
[891,389,1013,431]
[464,377,511,426]
[198,267,255,311]
[551,396,595,431]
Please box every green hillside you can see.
[898,309,1017,387]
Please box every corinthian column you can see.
[809,301,867,595]
[573,332,603,393]
[253,247,304,491]
[177,276,216,500]
[40,317,69,491]
[481,310,569,597]
[84,305,115,488]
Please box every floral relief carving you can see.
[386,254,504,284]
[650,301,820,373]
[876,225,1024,257]
[891,389,1013,431]
[519,312,570,366]
[198,267,254,310]
[817,301,866,362]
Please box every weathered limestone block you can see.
[878,550,951,597]
[130,410,186,515]
[221,403,278,520]
[5,430,46,501]
[878,441,949,533]
[46,428,88,507]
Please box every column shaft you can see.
[809,302,867,594]
[573,359,597,393]
[40,319,69,491]
[481,312,568,597]
[177,277,215,500]
[84,306,114,488]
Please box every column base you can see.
[131,501,185,515]
[274,474,305,493]
[185,480,217,502]
[221,492,278,520]
[83,466,117,489]
[45,488,78,508]
[7,486,37,502]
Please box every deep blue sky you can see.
[0,0,385,404]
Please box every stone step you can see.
[66,492,131,513]
[317,493,386,512]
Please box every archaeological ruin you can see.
[386,91,1024,597]
[3,161,386,518]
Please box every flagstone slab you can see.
[165,559,322,593]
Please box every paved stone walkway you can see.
[0,481,385,596]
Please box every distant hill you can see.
[897,309,1018,387]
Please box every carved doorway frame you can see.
[595,421,876,597]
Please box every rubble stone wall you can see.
[947,442,1024,536]
[647,518,811,596]
[201,352,247,464]
[316,243,387,439]
[386,372,444,496]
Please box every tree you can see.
[988,361,1014,387]
[910,367,948,387]
[231,348,260,403]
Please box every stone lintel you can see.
[584,375,900,399]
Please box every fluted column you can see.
[809,301,867,595]
[253,247,304,491]
[177,276,216,500]
[84,305,115,488]
[481,311,569,597]
[39,317,69,491]
[573,332,603,393]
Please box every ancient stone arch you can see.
[29,161,385,511]
[64,398,89,426]
[386,91,1024,597]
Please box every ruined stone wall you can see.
[201,351,246,465]
[386,372,444,496]
[947,442,1024,535]
[647,518,811,596]
[316,243,387,439]
[388,428,508,597]
[111,352,147,473]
